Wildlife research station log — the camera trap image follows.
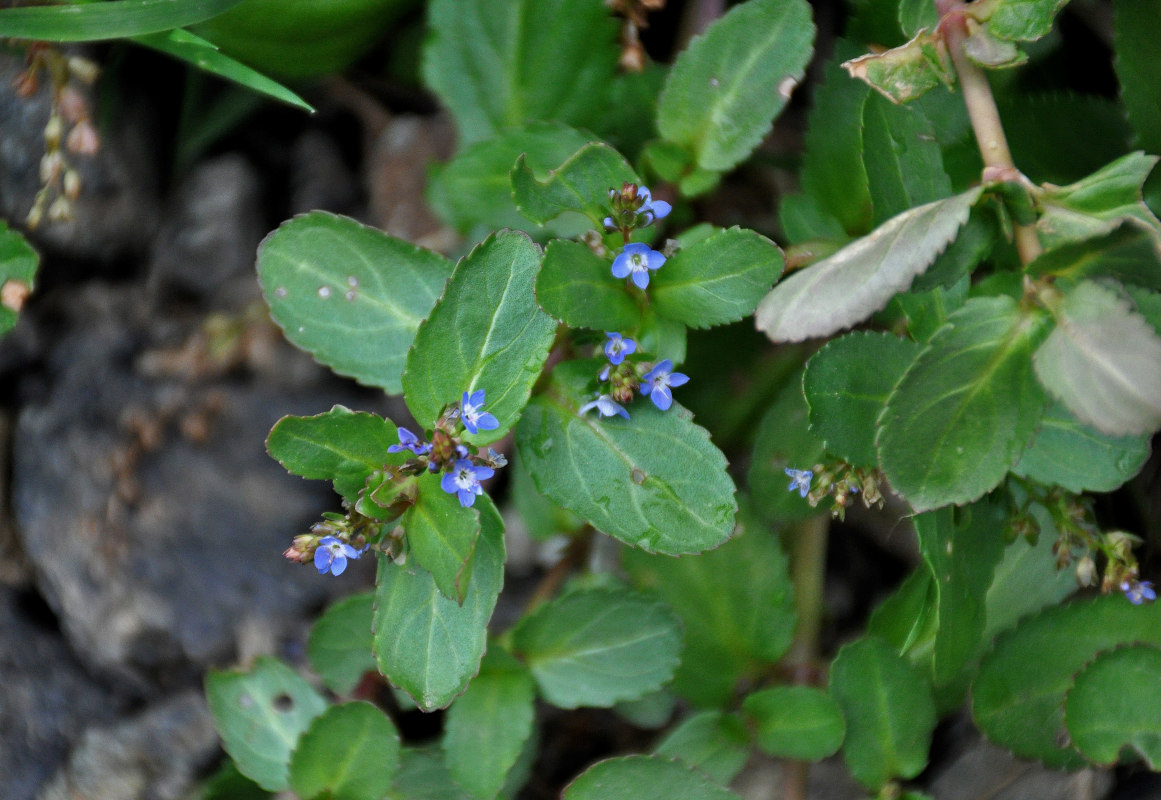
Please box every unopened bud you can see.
[63,168,81,200]
[44,114,64,147]
[1075,555,1097,587]
[66,56,100,84]
[47,196,71,222]
[66,119,100,155]
[13,68,38,98]
[58,85,88,124]
[39,151,63,183]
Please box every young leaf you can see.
[1114,0,1161,154]
[535,239,642,332]
[743,686,845,761]
[1033,280,1161,436]
[307,593,375,695]
[1,221,38,338]
[1011,399,1151,493]
[511,586,682,709]
[289,702,401,800]
[421,0,618,145]
[802,331,920,468]
[266,407,402,503]
[403,474,482,604]
[862,94,952,224]
[756,187,981,342]
[511,143,640,226]
[402,231,555,443]
[656,0,814,173]
[1036,152,1161,251]
[257,212,453,393]
[442,647,536,799]
[563,756,745,800]
[514,360,737,555]
[387,748,473,800]
[372,497,505,711]
[205,657,328,791]
[1025,221,1161,291]
[973,594,1161,768]
[653,712,750,785]
[975,0,1070,42]
[0,0,245,40]
[623,520,797,707]
[830,637,937,791]
[1064,645,1161,768]
[842,31,952,105]
[898,0,938,36]
[650,228,785,329]
[877,296,1049,511]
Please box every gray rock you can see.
[36,691,218,800]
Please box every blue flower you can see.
[785,468,813,499]
[388,427,431,455]
[461,389,499,435]
[637,187,672,225]
[441,459,495,507]
[611,243,666,290]
[640,359,689,411]
[315,535,360,576]
[1122,579,1156,605]
[603,332,637,365]
[579,394,630,420]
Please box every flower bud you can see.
[66,56,101,84]
[1075,555,1097,587]
[67,119,100,155]
[44,114,64,148]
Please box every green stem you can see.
[939,3,1043,265]
[780,513,830,800]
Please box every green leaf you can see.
[0,0,245,41]
[514,360,737,555]
[803,331,920,468]
[421,0,618,145]
[877,296,1049,511]
[257,212,453,393]
[386,748,472,800]
[402,231,555,443]
[862,94,953,224]
[656,0,815,173]
[830,637,937,791]
[199,760,271,800]
[0,221,38,338]
[266,407,401,503]
[1065,645,1161,768]
[973,594,1161,768]
[623,522,796,707]
[749,370,829,524]
[403,475,482,604]
[888,278,971,342]
[1115,0,1161,154]
[842,31,953,105]
[443,647,536,799]
[898,0,938,36]
[535,239,641,332]
[511,143,640,226]
[307,593,375,695]
[1026,221,1161,291]
[1033,280,1161,436]
[977,0,1070,42]
[756,187,981,342]
[135,29,312,113]
[205,657,328,791]
[289,702,401,800]
[1037,152,1161,251]
[743,686,845,760]
[1012,399,1151,493]
[650,228,784,328]
[653,712,750,785]
[1128,284,1161,332]
[511,449,584,541]
[428,122,593,237]
[511,586,682,709]
[563,756,745,800]
[867,568,938,661]
[372,497,505,710]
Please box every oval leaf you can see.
[372,497,505,710]
[756,188,981,342]
[515,360,737,555]
[743,686,845,761]
[511,587,683,709]
[257,212,452,393]
[403,474,482,604]
[564,755,745,800]
[657,0,815,173]
[535,239,642,331]
[206,657,328,791]
[402,231,555,443]
[653,712,750,786]
[307,592,375,695]
[511,143,640,226]
[1033,280,1161,436]
[650,227,785,328]
[1065,645,1161,768]
[289,702,401,800]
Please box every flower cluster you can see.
[579,332,689,421]
[604,183,672,290]
[283,511,374,576]
[785,463,883,521]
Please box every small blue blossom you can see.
[611,243,666,290]
[640,359,689,411]
[441,459,494,507]
[579,394,630,420]
[785,468,813,499]
[603,215,616,230]
[1122,579,1156,605]
[314,535,360,576]
[388,427,431,456]
[637,187,672,225]
[461,389,499,435]
[604,332,637,365]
